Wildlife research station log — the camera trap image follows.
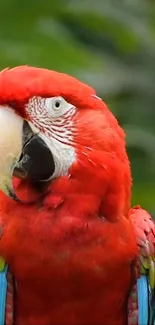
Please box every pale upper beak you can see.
[0,106,55,200]
[0,106,23,199]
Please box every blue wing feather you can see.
[128,207,155,325]
[137,275,148,325]
[0,264,8,325]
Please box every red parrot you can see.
[0,66,154,325]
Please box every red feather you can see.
[0,66,147,325]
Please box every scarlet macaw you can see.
[0,66,154,325]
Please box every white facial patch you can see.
[38,132,76,179]
[26,96,76,179]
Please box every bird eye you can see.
[52,99,62,111]
[46,96,74,118]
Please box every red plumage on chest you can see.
[0,177,137,325]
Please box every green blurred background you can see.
[0,0,155,213]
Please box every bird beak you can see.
[0,106,23,199]
[0,106,55,200]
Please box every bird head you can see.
[0,66,131,218]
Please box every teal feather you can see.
[137,275,148,325]
[0,264,8,325]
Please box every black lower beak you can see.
[14,121,55,183]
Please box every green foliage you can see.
[0,0,155,212]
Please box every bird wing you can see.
[128,206,155,325]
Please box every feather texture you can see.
[0,264,8,325]
[5,268,14,325]
[128,206,155,325]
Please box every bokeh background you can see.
[0,0,155,213]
